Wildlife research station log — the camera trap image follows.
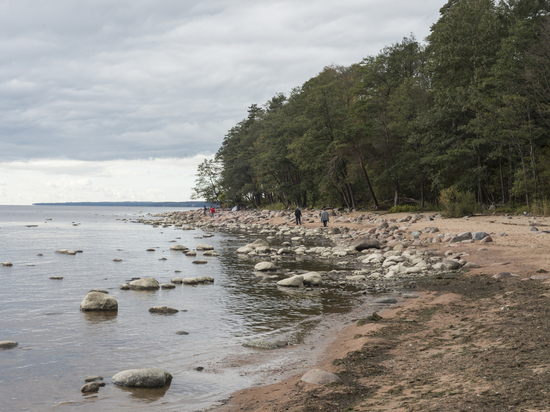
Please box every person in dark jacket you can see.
[320,208,329,227]
[294,208,302,225]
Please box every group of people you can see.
[294,207,330,227]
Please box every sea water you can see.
[0,206,368,411]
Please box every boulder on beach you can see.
[353,237,381,251]
[161,283,176,289]
[450,232,472,243]
[277,275,304,287]
[185,250,197,256]
[80,291,118,311]
[442,260,461,270]
[254,261,276,272]
[248,239,269,247]
[171,277,183,284]
[472,231,489,241]
[169,244,188,251]
[149,306,178,314]
[236,246,254,254]
[301,369,342,385]
[373,298,398,304]
[112,368,173,388]
[242,339,279,350]
[195,243,214,250]
[0,341,18,349]
[127,278,160,290]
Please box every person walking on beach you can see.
[320,208,329,227]
[203,205,207,216]
[210,206,215,218]
[294,207,302,225]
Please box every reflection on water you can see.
[0,206,373,412]
[115,384,171,402]
[81,311,118,323]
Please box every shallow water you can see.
[0,206,376,411]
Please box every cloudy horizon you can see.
[0,0,446,205]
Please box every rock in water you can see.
[302,272,322,286]
[112,368,172,388]
[149,306,178,314]
[195,243,214,250]
[169,244,188,251]
[80,292,118,311]
[127,278,160,290]
[301,369,343,385]
[0,341,18,349]
[81,382,105,393]
[277,275,304,287]
[254,261,276,271]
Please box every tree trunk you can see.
[358,157,379,209]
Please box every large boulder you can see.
[450,232,472,243]
[112,368,172,388]
[80,292,118,311]
[472,231,489,241]
[236,246,254,254]
[254,262,277,272]
[353,237,381,251]
[301,369,342,385]
[195,243,214,250]
[442,260,461,270]
[128,278,160,290]
[277,275,304,287]
[302,272,322,286]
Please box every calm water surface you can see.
[0,206,370,411]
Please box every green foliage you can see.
[439,186,480,217]
[261,202,287,211]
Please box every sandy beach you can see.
[207,210,550,411]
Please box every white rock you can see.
[254,261,277,271]
[277,275,304,287]
[302,272,322,286]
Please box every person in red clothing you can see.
[210,206,215,218]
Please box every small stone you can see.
[176,331,189,335]
[84,376,104,382]
[493,272,513,279]
[243,339,279,350]
[373,298,397,304]
[81,382,105,393]
[113,258,122,262]
[255,261,276,271]
[192,260,208,264]
[149,306,178,314]
[49,276,63,280]
[1,262,13,267]
[161,283,176,289]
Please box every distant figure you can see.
[203,205,207,216]
[210,206,215,218]
[294,208,302,225]
[232,205,238,212]
[320,208,329,227]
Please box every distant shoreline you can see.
[32,201,209,207]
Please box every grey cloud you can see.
[0,0,444,162]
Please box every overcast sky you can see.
[0,0,445,205]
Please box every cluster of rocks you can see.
[81,368,173,393]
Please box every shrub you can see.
[439,186,479,218]
[388,204,418,213]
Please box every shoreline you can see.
[173,208,550,411]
